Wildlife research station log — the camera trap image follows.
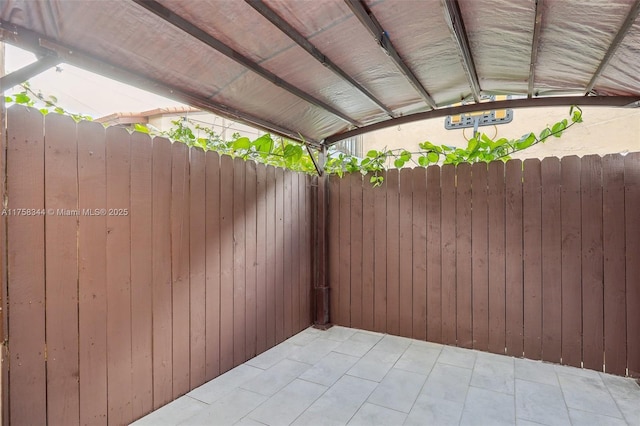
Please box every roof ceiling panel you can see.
[595,19,640,96]
[365,0,471,106]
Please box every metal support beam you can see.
[132,0,360,127]
[0,21,322,147]
[0,54,60,92]
[442,0,481,103]
[246,0,395,119]
[528,0,544,98]
[584,0,640,95]
[345,0,437,109]
[312,169,331,329]
[325,95,640,144]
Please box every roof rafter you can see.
[344,0,437,109]
[584,0,640,95]
[0,20,323,147]
[325,95,640,144]
[442,0,481,103]
[0,54,60,91]
[527,0,544,98]
[131,0,360,127]
[246,0,395,119]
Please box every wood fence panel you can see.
[283,171,293,338]
[338,175,352,326]
[233,158,246,364]
[361,175,375,331]
[456,163,472,348]
[245,162,258,359]
[266,167,277,347]
[602,154,626,376]
[105,127,132,424]
[256,164,268,353]
[130,131,154,418]
[412,168,427,341]
[541,157,562,364]
[505,160,523,357]
[189,147,207,388]
[426,166,442,343]
[625,152,640,378]
[275,168,285,342]
[523,159,542,360]
[373,172,388,332]
[219,155,234,372]
[328,174,340,327]
[350,173,364,330]
[151,137,172,408]
[399,169,414,338]
[440,164,457,345]
[386,169,400,335]
[171,142,190,397]
[471,162,489,352]
[44,113,80,426]
[561,156,582,368]
[7,107,46,426]
[581,155,604,371]
[303,174,312,327]
[487,161,506,355]
[77,121,108,425]
[298,173,309,330]
[290,170,300,333]
[205,151,221,380]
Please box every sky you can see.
[4,44,187,118]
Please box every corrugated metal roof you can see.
[1,0,639,146]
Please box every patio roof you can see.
[1,0,640,146]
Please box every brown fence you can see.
[328,153,640,378]
[1,106,313,425]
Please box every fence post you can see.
[0,41,8,426]
[312,149,331,329]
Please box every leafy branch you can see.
[5,82,93,122]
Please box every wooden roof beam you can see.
[528,0,544,98]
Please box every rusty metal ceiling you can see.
[1,0,639,147]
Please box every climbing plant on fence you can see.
[5,83,583,186]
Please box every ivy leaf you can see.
[134,123,150,134]
[283,144,303,165]
[5,96,12,103]
[418,155,429,167]
[516,133,536,150]
[253,134,273,154]
[14,93,30,104]
[539,128,551,141]
[232,137,251,151]
[366,150,379,158]
[427,152,439,163]
[467,137,479,153]
[394,158,405,168]
[551,119,567,137]
[419,141,435,150]
[400,150,412,161]
[572,110,583,123]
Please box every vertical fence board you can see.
[275,168,285,342]
[426,166,442,343]
[487,161,506,355]
[290,170,300,333]
[362,175,375,331]
[373,172,387,332]
[523,159,542,360]
[219,155,234,372]
[399,169,414,338]
[328,175,340,327]
[245,162,257,359]
[171,142,190,397]
[266,167,277,347]
[625,152,640,378]
[386,170,400,335]
[505,160,523,357]
[441,164,457,345]
[7,107,46,425]
[561,156,582,368]
[456,163,472,348]
[152,137,172,407]
[283,171,293,337]
[300,174,311,328]
[581,155,604,371]
[205,151,221,380]
[412,168,427,341]
[350,173,364,329]
[602,154,626,376]
[189,148,207,388]
[105,127,132,424]
[471,162,489,351]
[233,158,246,364]
[130,132,153,418]
[44,113,80,426]
[77,121,108,425]
[540,157,562,364]
[256,164,268,352]
[338,175,352,326]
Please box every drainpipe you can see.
[312,146,331,329]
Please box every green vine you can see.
[5,83,583,186]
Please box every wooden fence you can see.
[1,107,313,425]
[328,153,639,378]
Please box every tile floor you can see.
[132,326,640,426]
